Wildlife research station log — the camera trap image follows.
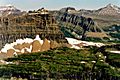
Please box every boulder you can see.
[41,38,50,51]
[13,44,23,50]
[32,40,41,52]
[22,43,31,48]
[7,49,15,57]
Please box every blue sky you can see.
[0,0,120,11]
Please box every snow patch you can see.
[34,35,43,45]
[1,35,37,53]
[66,37,104,48]
[109,51,120,54]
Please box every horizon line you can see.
[0,3,120,11]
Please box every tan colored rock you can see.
[22,43,31,48]
[13,44,23,50]
[7,49,15,57]
[41,38,50,51]
[85,32,108,38]
[32,40,41,52]
[50,40,59,49]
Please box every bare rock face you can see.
[32,40,41,52]
[41,38,50,51]
[7,49,15,58]
[50,40,59,49]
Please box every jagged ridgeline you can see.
[52,7,108,40]
[0,8,67,49]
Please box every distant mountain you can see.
[53,4,120,41]
[78,4,120,16]
[77,4,120,27]
[97,4,120,16]
[0,5,21,16]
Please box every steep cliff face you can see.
[0,8,67,49]
[53,7,107,40]
[52,5,120,42]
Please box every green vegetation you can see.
[85,37,103,42]
[60,27,75,38]
[109,33,120,39]
[0,47,120,79]
[108,53,120,68]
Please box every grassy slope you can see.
[0,47,120,79]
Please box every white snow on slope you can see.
[66,37,104,49]
[109,51,120,54]
[1,35,41,53]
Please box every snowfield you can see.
[66,37,105,49]
[0,36,105,54]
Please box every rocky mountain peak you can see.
[98,4,120,15]
[107,4,114,7]
[0,5,21,16]
[106,4,119,10]
[0,5,19,11]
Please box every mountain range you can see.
[78,4,120,16]
[54,4,120,41]
[1,4,120,16]
[0,5,21,16]
[57,4,120,28]
[0,4,120,41]
[97,4,120,16]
